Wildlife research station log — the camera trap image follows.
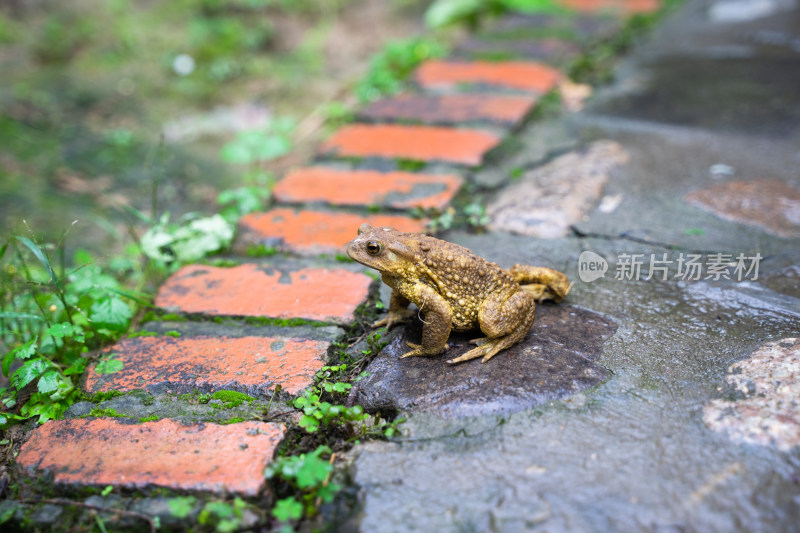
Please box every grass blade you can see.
[14,236,59,287]
[0,312,45,321]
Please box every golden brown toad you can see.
[346,223,571,364]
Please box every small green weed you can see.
[293,365,368,433]
[217,186,271,223]
[425,202,490,233]
[355,37,446,103]
[425,0,567,30]
[0,238,141,427]
[266,445,337,526]
[197,498,250,533]
[139,212,234,270]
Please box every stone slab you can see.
[488,140,630,238]
[155,263,372,324]
[704,338,800,452]
[84,335,329,396]
[356,304,617,417]
[685,179,800,238]
[16,418,285,495]
[273,167,463,210]
[320,124,501,166]
[237,208,428,255]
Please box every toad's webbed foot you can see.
[372,308,416,330]
[400,341,449,358]
[447,336,517,364]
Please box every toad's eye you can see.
[366,241,382,255]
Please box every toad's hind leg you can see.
[447,291,536,364]
[508,264,571,303]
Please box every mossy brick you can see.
[556,0,660,14]
[155,263,372,324]
[16,418,285,496]
[84,335,329,396]
[415,60,561,94]
[237,208,428,255]
[455,38,581,64]
[319,124,501,166]
[273,167,463,210]
[359,93,538,126]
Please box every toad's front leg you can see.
[399,284,452,359]
[372,290,416,330]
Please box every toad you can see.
[346,224,571,364]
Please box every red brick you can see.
[416,60,561,94]
[16,418,285,495]
[320,124,500,166]
[557,0,660,14]
[156,263,372,324]
[85,335,328,396]
[273,167,463,210]
[359,93,537,126]
[238,208,428,255]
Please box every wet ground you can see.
[347,1,800,531]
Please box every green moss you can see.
[246,244,278,257]
[83,407,126,418]
[204,258,239,267]
[87,390,124,403]
[142,311,189,323]
[176,390,212,404]
[246,316,326,328]
[164,330,182,337]
[528,89,562,120]
[211,390,255,409]
[128,330,159,338]
[139,414,159,422]
[396,159,426,172]
[471,50,516,61]
[221,416,246,424]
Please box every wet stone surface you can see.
[570,122,800,255]
[703,338,800,452]
[356,304,616,417]
[685,179,800,238]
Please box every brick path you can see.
[16,0,661,505]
